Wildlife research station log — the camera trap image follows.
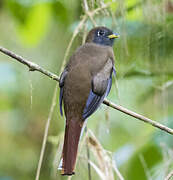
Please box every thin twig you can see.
[88,160,106,180]
[0,46,60,82]
[165,170,173,180]
[59,16,87,73]
[86,11,97,26]
[103,100,173,135]
[112,160,124,180]
[85,127,92,180]
[1,46,173,136]
[87,129,121,179]
[83,1,112,27]
[139,154,152,180]
[91,2,111,15]
[83,0,89,11]
[82,0,97,27]
[35,83,58,180]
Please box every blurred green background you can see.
[0,0,173,179]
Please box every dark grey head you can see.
[86,26,119,47]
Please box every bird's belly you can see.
[63,66,91,118]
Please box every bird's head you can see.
[86,26,119,47]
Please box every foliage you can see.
[0,0,173,180]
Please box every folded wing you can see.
[59,68,68,116]
[83,59,114,119]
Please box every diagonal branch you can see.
[0,46,173,135]
[0,46,60,81]
[103,100,173,135]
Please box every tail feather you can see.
[61,118,83,176]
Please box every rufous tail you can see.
[61,118,83,176]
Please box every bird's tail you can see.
[60,118,83,176]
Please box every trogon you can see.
[59,26,119,175]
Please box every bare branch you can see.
[0,46,173,136]
[103,100,173,135]
[0,46,60,82]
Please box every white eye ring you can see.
[97,30,105,36]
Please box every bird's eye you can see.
[97,30,105,36]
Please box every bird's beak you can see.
[108,33,120,39]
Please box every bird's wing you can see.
[59,68,68,116]
[83,59,114,119]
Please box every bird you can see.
[59,26,119,176]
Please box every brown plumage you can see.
[59,26,119,175]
